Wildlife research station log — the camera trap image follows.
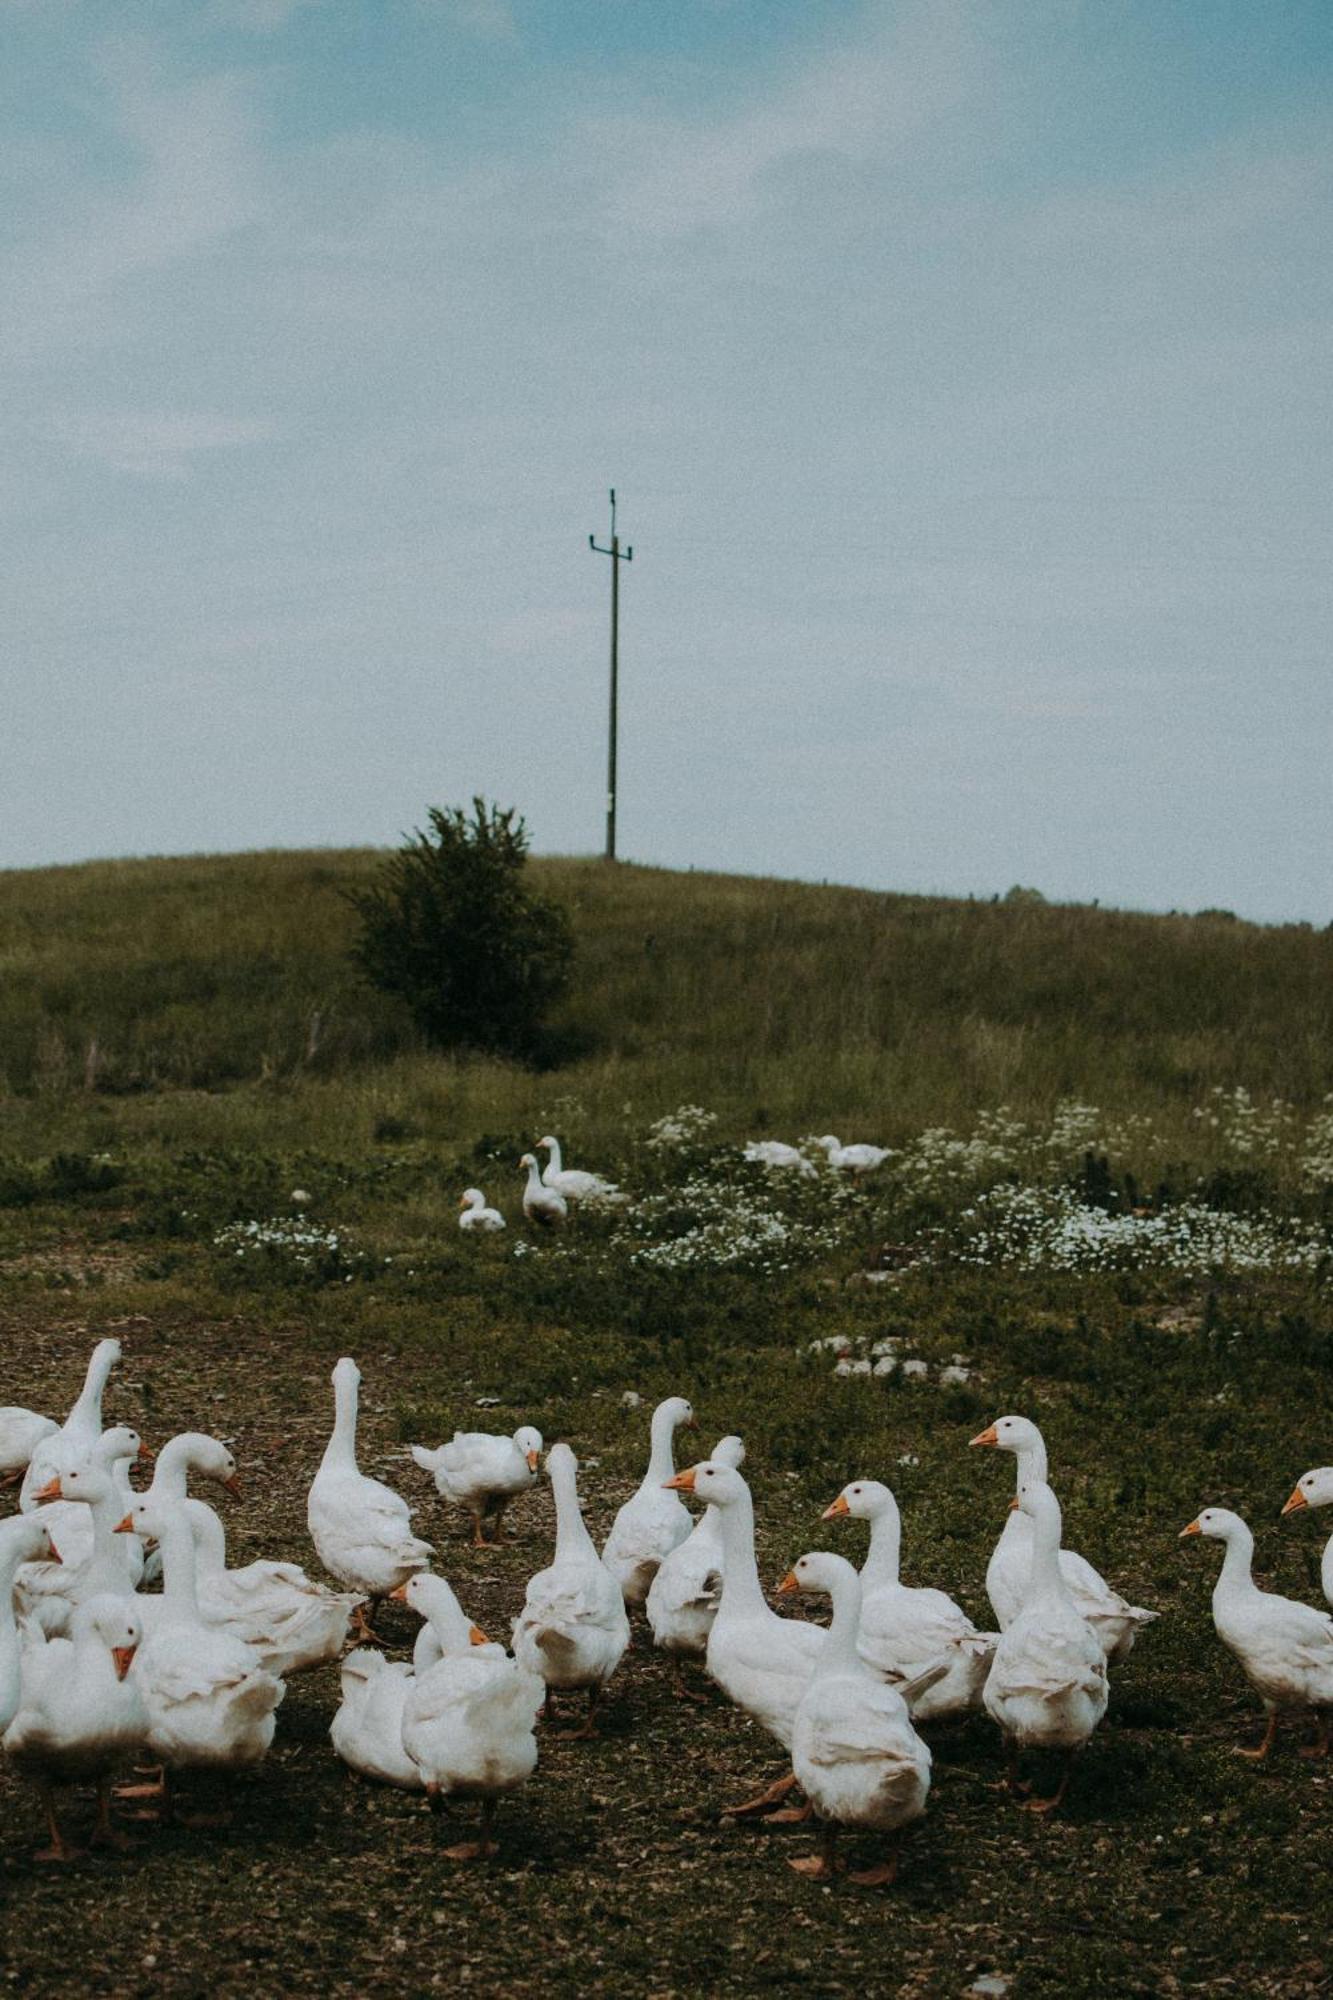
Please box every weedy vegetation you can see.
[0,850,1330,1997]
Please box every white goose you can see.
[1281,1468,1333,1608]
[1,1515,60,1730]
[646,1434,745,1680]
[823,1479,995,1719]
[458,1188,506,1233]
[17,1436,151,1638]
[602,1395,696,1606]
[780,1551,932,1885]
[666,1459,825,1819]
[307,1357,433,1631]
[982,1480,1108,1812]
[4,1595,146,1862]
[815,1136,891,1174]
[411,1425,543,1547]
[536,1136,620,1205]
[331,1574,478,1791]
[742,1141,815,1176]
[399,1572,543,1860]
[112,1497,284,1818]
[520,1153,567,1227]
[185,1498,359,1678]
[971,1414,1158,1661]
[21,1338,121,1512]
[1181,1505,1333,1759]
[0,1407,57,1487]
[512,1443,629,1738]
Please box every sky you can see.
[2,0,1330,922]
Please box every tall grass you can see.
[1,848,1329,1163]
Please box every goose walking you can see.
[970,1415,1157,1660]
[308,1358,433,1636]
[982,1481,1108,1812]
[411,1425,543,1547]
[1181,1506,1333,1759]
[780,1552,932,1884]
[602,1396,696,1606]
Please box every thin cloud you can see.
[49,408,276,480]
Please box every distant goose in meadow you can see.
[458,1188,505,1233]
[816,1136,891,1174]
[536,1137,621,1205]
[520,1154,567,1227]
[742,1141,815,1176]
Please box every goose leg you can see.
[1298,1713,1330,1760]
[766,1796,815,1825]
[671,1662,710,1705]
[788,1821,839,1880]
[443,1798,499,1861]
[470,1511,488,1549]
[551,1686,602,1741]
[35,1786,82,1864]
[1020,1756,1073,1815]
[724,1770,801,1820]
[90,1775,136,1852]
[1236,1707,1280,1761]
[847,1841,901,1889]
[349,1598,383,1645]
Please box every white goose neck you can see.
[644,1405,682,1486]
[861,1500,902,1589]
[812,1566,863,1677]
[1214,1522,1259,1598]
[550,1456,598,1563]
[184,1498,228,1579]
[1015,1436,1049,1487]
[155,1511,204,1625]
[525,1159,545,1196]
[1024,1493,1068,1604]
[324,1368,360,1471]
[70,1340,119,1431]
[714,1483,767,1617]
[545,1140,564,1175]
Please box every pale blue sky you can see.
[3,0,1329,920]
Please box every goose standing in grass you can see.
[0,1408,58,1489]
[1181,1505,1333,1759]
[1,1516,60,1730]
[1281,1469,1333,1607]
[536,1136,620,1205]
[112,1498,283,1821]
[458,1188,506,1233]
[823,1480,995,1718]
[331,1573,483,1791]
[20,1338,122,1514]
[982,1480,1108,1812]
[520,1153,567,1228]
[512,1444,629,1739]
[4,1596,146,1862]
[399,1572,543,1859]
[307,1357,433,1636]
[666,1459,825,1820]
[411,1425,542,1547]
[780,1552,932,1885]
[646,1434,745,1691]
[602,1395,696,1606]
[815,1136,891,1175]
[742,1141,815,1176]
[971,1414,1158,1660]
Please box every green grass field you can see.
[1,850,1330,1997]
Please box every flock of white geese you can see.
[3,1338,1333,1881]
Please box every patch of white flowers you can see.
[644,1104,719,1150]
[1191,1085,1298,1162]
[213,1217,345,1266]
[1302,1096,1333,1190]
[943,1184,1327,1276]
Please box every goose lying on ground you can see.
[742,1141,815,1176]
[512,1444,629,1739]
[983,1481,1108,1813]
[1282,1469,1333,1608]
[1182,1505,1333,1759]
[536,1137,621,1205]
[411,1426,543,1547]
[4,1596,146,1862]
[602,1396,695,1606]
[815,1136,891,1174]
[458,1189,505,1233]
[823,1480,995,1719]
[781,1552,933,1885]
[971,1414,1158,1661]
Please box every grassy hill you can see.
[2,847,1330,1167]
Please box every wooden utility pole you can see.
[589,489,633,862]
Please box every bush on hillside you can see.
[348,801,574,1060]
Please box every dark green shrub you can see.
[348,801,574,1060]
